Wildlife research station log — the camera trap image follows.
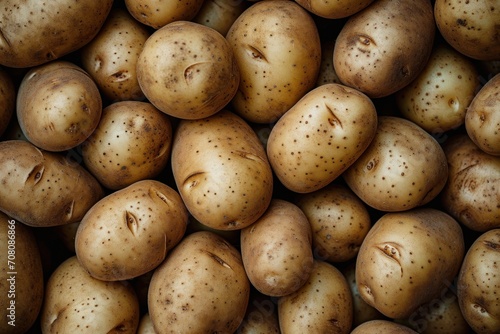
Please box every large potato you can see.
[333,0,435,98]
[171,110,273,230]
[343,116,448,212]
[0,68,15,137]
[295,0,375,19]
[137,20,239,120]
[0,140,104,227]
[0,0,113,68]
[355,208,465,319]
[351,320,418,334]
[240,199,314,297]
[40,256,140,333]
[75,179,188,281]
[226,0,321,123]
[148,231,250,333]
[267,83,377,193]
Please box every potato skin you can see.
[295,0,375,19]
[0,140,104,227]
[351,320,418,334]
[193,0,248,36]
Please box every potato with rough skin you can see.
[75,179,188,281]
[351,320,418,334]
[0,68,15,137]
[295,0,375,19]
[0,140,104,227]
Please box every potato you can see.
[148,231,250,333]
[465,73,500,156]
[355,208,465,319]
[343,116,448,212]
[439,133,500,231]
[171,110,273,230]
[295,0,375,19]
[226,0,321,123]
[295,183,372,263]
[457,229,500,334]
[267,83,377,193]
[40,256,140,333]
[0,68,15,137]
[137,313,156,334]
[75,179,188,281]
[82,101,172,190]
[434,0,500,61]
[16,61,102,152]
[137,20,239,120]
[278,260,353,334]
[0,140,104,227]
[351,320,418,334]
[0,0,113,68]
[236,291,280,334]
[333,0,435,98]
[396,44,480,134]
[81,7,150,102]
[0,212,44,334]
[240,199,313,297]
[193,0,248,36]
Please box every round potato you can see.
[40,256,140,333]
[171,110,273,230]
[75,179,188,281]
[82,101,172,190]
[333,0,435,98]
[137,20,239,120]
[0,68,15,137]
[351,320,418,334]
[0,140,104,227]
[343,116,448,212]
[355,208,465,319]
[193,0,248,36]
[295,0,375,19]
[267,83,377,193]
[148,231,250,333]
[16,61,102,152]
[240,199,314,297]
[465,73,500,156]
[226,0,321,123]
[457,229,500,334]
[0,0,113,68]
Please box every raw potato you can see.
[137,313,156,334]
[267,83,377,193]
[465,73,500,156]
[295,183,372,263]
[333,0,435,98]
[236,291,280,334]
[355,208,465,319]
[440,133,500,231]
[0,0,113,68]
[75,179,188,281]
[0,140,104,227]
[351,320,418,333]
[343,116,448,212]
[193,0,248,36]
[171,110,273,230]
[137,20,239,120]
[434,0,500,61]
[0,212,44,334]
[278,260,353,334]
[16,61,102,152]
[81,7,150,102]
[396,44,480,134]
[0,68,15,137]
[240,199,313,297]
[226,0,321,123]
[148,231,250,333]
[457,229,500,334]
[295,0,375,19]
[82,101,172,190]
[40,256,140,333]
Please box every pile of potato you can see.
[0,0,499,333]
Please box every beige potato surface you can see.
[236,291,280,334]
[351,320,418,334]
[295,0,375,19]
[193,0,248,36]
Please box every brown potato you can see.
[236,291,280,334]
[0,68,15,137]
[295,0,375,19]
[193,0,248,36]
[351,320,419,334]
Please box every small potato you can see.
[457,229,500,334]
[0,68,15,137]
[295,183,372,263]
[343,116,448,212]
[137,20,239,120]
[82,101,172,190]
[465,73,500,156]
[40,256,140,333]
[75,179,188,281]
[355,208,465,319]
[193,0,248,36]
[351,320,418,334]
[137,313,156,334]
[295,0,375,19]
[0,140,104,227]
[236,291,280,334]
[440,133,500,231]
[278,260,353,334]
[240,199,314,297]
[267,83,377,193]
[333,0,435,98]
[81,7,150,102]
[16,61,102,152]
[148,231,250,333]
